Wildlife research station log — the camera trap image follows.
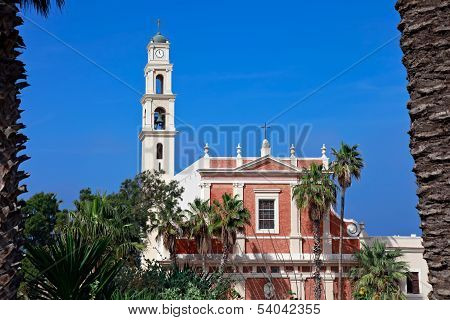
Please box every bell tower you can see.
[139,21,176,179]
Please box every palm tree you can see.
[186,198,214,271]
[149,205,185,265]
[68,196,144,260]
[25,231,122,299]
[0,0,65,300]
[293,163,336,300]
[331,142,364,300]
[349,240,409,300]
[212,193,250,273]
[395,0,450,300]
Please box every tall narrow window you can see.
[407,272,420,294]
[154,107,166,130]
[258,199,275,230]
[156,74,164,94]
[156,143,163,160]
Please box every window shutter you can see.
[412,273,420,294]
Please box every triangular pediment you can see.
[235,156,300,172]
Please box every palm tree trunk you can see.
[313,219,322,300]
[169,236,177,266]
[200,235,207,272]
[0,1,30,300]
[219,229,229,273]
[219,244,229,273]
[396,0,450,299]
[338,187,346,300]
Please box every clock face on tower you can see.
[155,49,164,58]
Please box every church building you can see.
[140,27,432,300]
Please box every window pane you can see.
[258,199,275,230]
[271,266,280,273]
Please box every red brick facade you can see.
[174,157,361,300]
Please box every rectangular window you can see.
[256,266,266,273]
[270,266,280,273]
[407,272,420,294]
[258,199,275,230]
[285,266,295,273]
[302,266,312,273]
[242,266,253,273]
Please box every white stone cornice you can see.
[139,129,177,140]
[141,93,176,104]
[200,182,211,188]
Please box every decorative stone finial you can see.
[261,139,271,157]
[236,143,243,167]
[290,144,297,166]
[321,144,329,170]
[204,143,210,158]
[290,144,295,157]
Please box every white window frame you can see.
[255,192,279,234]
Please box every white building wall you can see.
[363,235,432,300]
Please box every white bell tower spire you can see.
[139,21,176,179]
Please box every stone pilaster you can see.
[290,183,302,254]
[233,183,245,255]
[323,208,332,254]
[200,182,211,201]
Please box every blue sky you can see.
[19,0,419,236]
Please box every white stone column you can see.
[234,278,246,299]
[323,208,332,255]
[233,183,245,255]
[300,278,305,300]
[290,183,302,254]
[289,278,304,300]
[200,182,211,201]
[324,272,334,300]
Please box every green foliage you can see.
[185,198,214,264]
[212,193,251,271]
[331,142,364,190]
[21,170,235,300]
[67,196,145,260]
[293,163,337,222]
[330,142,364,299]
[19,0,65,17]
[25,231,122,299]
[112,261,235,300]
[292,163,337,299]
[349,240,409,300]
[73,188,97,210]
[23,192,65,247]
[144,171,185,262]
[20,192,68,298]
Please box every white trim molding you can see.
[255,192,280,234]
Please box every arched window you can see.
[156,143,163,160]
[154,107,166,130]
[156,74,164,94]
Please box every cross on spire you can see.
[156,18,161,32]
[261,122,271,140]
